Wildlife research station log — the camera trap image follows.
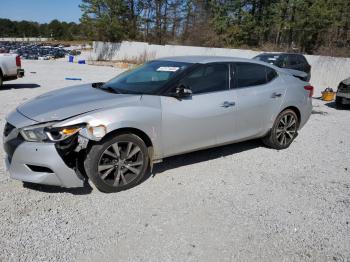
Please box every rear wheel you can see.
[0,73,3,87]
[262,109,299,150]
[84,133,149,193]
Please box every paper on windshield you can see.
[156,67,180,72]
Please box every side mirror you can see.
[170,84,192,99]
[176,86,192,98]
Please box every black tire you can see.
[335,96,343,109]
[84,133,150,193]
[0,73,3,87]
[262,109,299,150]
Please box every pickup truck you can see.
[0,54,24,87]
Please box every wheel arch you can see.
[103,127,154,149]
[281,106,301,124]
[83,127,154,192]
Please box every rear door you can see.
[161,63,237,157]
[230,62,286,140]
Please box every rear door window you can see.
[233,63,276,88]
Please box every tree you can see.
[80,0,138,41]
[1,0,349,56]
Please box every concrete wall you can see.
[93,41,350,95]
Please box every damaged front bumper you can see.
[3,111,88,188]
[5,141,85,188]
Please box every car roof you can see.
[256,53,305,57]
[156,55,266,64]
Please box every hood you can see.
[17,84,140,122]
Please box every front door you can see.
[161,63,236,157]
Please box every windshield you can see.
[255,54,280,65]
[102,60,191,95]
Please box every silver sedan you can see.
[3,56,313,193]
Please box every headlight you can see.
[46,125,83,142]
[20,123,84,142]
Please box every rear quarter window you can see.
[266,67,278,82]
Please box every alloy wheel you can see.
[97,141,144,187]
[275,113,298,146]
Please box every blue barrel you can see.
[68,55,74,63]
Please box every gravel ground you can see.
[0,60,350,262]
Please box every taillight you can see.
[304,85,314,97]
[16,56,21,67]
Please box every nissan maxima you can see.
[3,56,313,193]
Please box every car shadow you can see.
[151,139,262,177]
[22,181,93,195]
[22,139,262,195]
[1,83,40,90]
[325,101,350,110]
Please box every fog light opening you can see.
[26,165,54,173]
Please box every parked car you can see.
[3,56,313,193]
[0,53,24,87]
[253,53,311,82]
[0,41,70,60]
[336,77,350,107]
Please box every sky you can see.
[0,0,82,23]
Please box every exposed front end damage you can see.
[3,110,105,188]
[6,141,85,188]
[3,87,162,189]
[4,126,103,188]
[53,126,107,185]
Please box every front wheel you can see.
[262,109,299,150]
[0,73,3,87]
[84,133,150,193]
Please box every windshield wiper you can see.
[97,84,150,95]
[92,82,121,94]
[104,86,121,94]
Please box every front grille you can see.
[3,134,24,161]
[3,122,15,137]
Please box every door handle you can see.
[221,101,235,108]
[271,92,282,98]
